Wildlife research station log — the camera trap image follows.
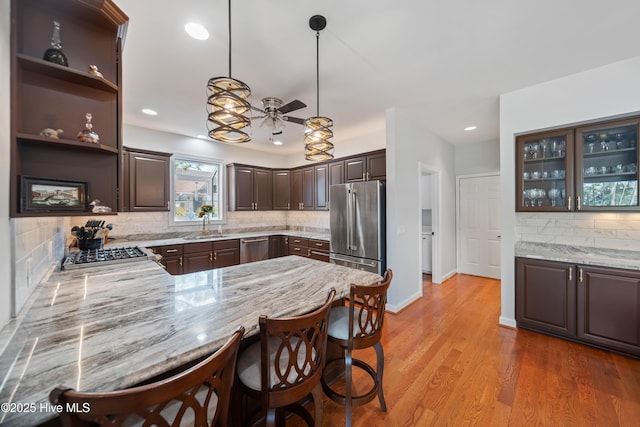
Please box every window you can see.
[172,156,224,223]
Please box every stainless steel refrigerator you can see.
[329,180,386,275]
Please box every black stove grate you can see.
[62,246,152,270]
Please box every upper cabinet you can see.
[575,118,639,211]
[516,115,639,212]
[516,129,574,211]
[344,150,386,182]
[273,170,291,210]
[228,164,273,211]
[10,0,128,217]
[121,148,170,212]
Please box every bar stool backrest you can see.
[50,327,244,427]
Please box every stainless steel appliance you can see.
[62,246,154,270]
[330,180,386,275]
[240,237,269,264]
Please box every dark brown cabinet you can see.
[228,164,273,211]
[183,242,213,274]
[10,0,128,217]
[577,265,640,356]
[150,239,239,275]
[291,167,315,210]
[329,161,344,187]
[516,115,640,212]
[273,170,291,210]
[308,239,330,262]
[516,257,576,337]
[150,244,184,275]
[268,235,288,258]
[314,164,329,210]
[345,150,386,182]
[516,257,640,357]
[213,239,240,268]
[288,236,330,262]
[122,148,170,212]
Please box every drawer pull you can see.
[315,243,323,247]
[166,249,179,253]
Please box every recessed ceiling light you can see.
[464,126,477,131]
[185,22,209,40]
[273,139,283,146]
[141,108,158,116]
[196,134,207,139]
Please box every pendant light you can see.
[207,0,251,143]
[304,15,334,161]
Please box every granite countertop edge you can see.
[515,241,640,271]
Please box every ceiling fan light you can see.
[207,76,252,143]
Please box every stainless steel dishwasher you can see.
[239,237,269,263]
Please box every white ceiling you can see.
[117,0,640,155]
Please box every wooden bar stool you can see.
[236,288,336,427]
[321,269,392,427]
[50,326,244,427]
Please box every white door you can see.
[459,175,501,279]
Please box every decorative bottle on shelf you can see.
[77,113,100,144]
[43,21,69,67]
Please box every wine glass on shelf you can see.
[536,188,546,206]
[530,143,540,159]
[548,188,560,207]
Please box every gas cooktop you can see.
[62,246,154,270]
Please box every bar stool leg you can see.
[311,384,324,426]
[375,342,387,411]
[346,348,355,427]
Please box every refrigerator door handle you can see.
[349,189,358,251]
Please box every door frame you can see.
[419,164,441,284]
[456,172,501,277]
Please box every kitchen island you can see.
[0,256,381,426]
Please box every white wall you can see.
[124,125,288,168]
[1,0,12,329]
[386,107,457,312]
[455,139,500,175]
[499,55,640,327]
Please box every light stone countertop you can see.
[0,256,380,426]
[515,241,640,271]
[109,230,330,249]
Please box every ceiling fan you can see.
[251,97,307,135]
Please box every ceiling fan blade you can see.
[278,99,306,114]
[284,116,305,125]
[251,105,265,113]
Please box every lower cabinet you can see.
[150,240,239,275]
[268,235,289,258]
[213,240,240,268]
[578,265,640,356]
[516,257,640,357]
[516,257,576,337]
[150,244,184,275]
[308,239,330,262]
[288,236,330,262]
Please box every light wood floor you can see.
[292,273,640,426]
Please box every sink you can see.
[184,234,226,240]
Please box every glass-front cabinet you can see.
[575,118,639,210]
[516,115,640,212]
[516,129,574,211]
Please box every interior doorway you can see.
[456,173,501,279]
[420,166,441,283]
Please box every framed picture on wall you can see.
[21,176,87,212]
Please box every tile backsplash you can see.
[516,212,640,251]
[11,217,67,316]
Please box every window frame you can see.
[170,154,226,226]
